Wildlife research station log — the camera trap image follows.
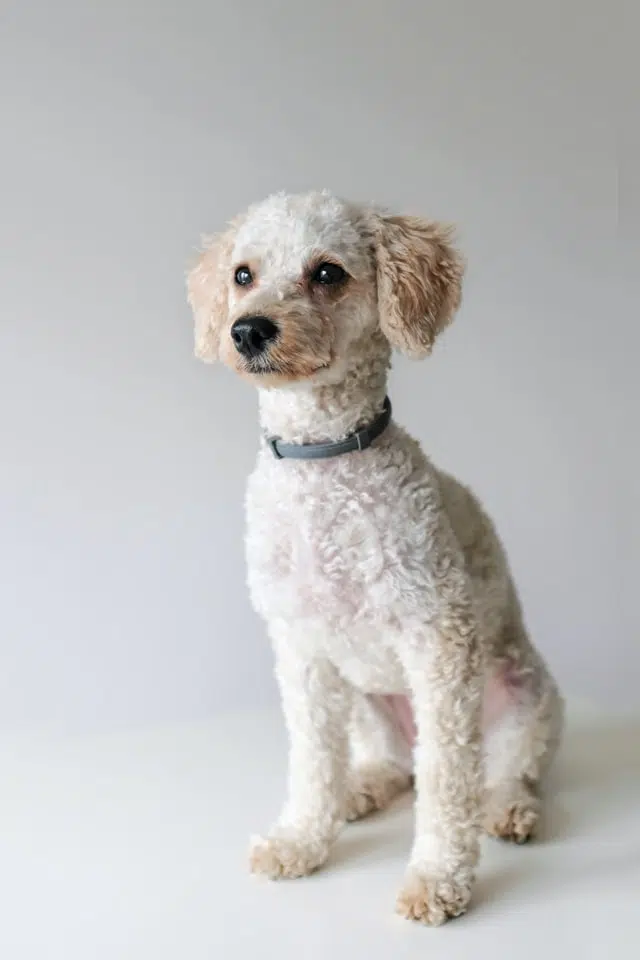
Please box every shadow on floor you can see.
[329,713,640,890]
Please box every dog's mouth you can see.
[240,355,332,386]
[244,358,332,379]
[245,356,280,376]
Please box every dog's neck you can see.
[258,337,391,446]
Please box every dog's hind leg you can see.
[483,623,564,844]
[345,692,414,822]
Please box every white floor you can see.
[0,704,638,960]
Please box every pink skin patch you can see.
[379,693,417,745]
[377,666,521,749]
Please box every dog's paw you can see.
[484,800,539,844]
[396,871,472,926]
[345,762,412,822]
[249,832,329,880]
[484,780,540,844]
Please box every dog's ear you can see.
[373,214,465,358]
[186,224,237,362]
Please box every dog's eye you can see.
[234,265,253,286]
[311,262,347,286]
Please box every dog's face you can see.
[187,191,464,388]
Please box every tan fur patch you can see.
[375,215,465,358]
[396,872,472,926]
[344,761,412,821]
[484,779,540,843]
[249,835,328,879]
[186,220,240,362]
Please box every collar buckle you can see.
[266,436,283,459]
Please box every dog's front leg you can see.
[396,607,484,925]
[250,629,351,880]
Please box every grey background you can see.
[0,1,636,733]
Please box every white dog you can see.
[187,191,563,925]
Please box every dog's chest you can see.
[245,446,438,630]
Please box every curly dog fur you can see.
[187,191,564,925]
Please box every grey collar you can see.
[266,396,392,460]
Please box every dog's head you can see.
[187,191,464,387]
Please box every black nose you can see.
[230,316,279,358]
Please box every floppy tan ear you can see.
[374,214,465,358]
[186,224,237,362]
